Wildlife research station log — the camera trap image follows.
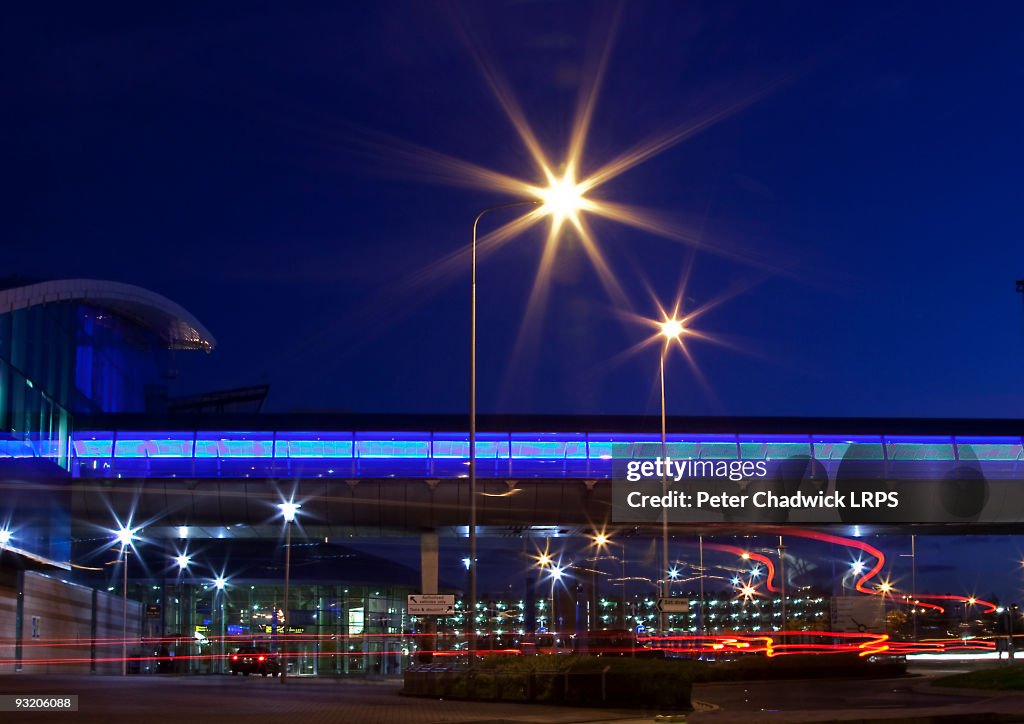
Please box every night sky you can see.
[5,1,1024,419]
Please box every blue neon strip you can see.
[59,431,1024,465]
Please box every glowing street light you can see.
[534,171,589,228]
[548,564,566,632]
[278,501,300,523]
[115,525,137,549]
[277,501,300,683]
[211,575,228,673]
[878,581,893,594]
[656,313,685,635]
[174,553,191,570]
[592,532,609,549]
[0,529,11,547]
[851,560,866,575]
[536,552,553,568]
[658,317,685,344]
[468,175,589,659]
[112,523,138,676]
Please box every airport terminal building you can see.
[2,279,1022,674]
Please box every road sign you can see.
[830,595,884,633]
[656,598,690,614]
[407,594,455,615]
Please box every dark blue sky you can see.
[5,1,1024,417]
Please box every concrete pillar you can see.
[418,531,438,662]
[420,531,439,595]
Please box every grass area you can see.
[934,665,1024,691]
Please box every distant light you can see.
[740,552,751,560]
[749,566,762,578]
[175,554,191,570]
[968,597,976,605]
[0,529,11,546]
[277,501,301,523]
[851,560,865,574]
[177,526,189,539]
[878,581,893,593]
[593,533,609,548]
[550,565,565,581]
[213,576,227,590]
[461,557,472,570]
[668,567,680,580]
[114,525,137,548]
[740,584,756,600]
[536,552,552,568]
[730,576,741,586]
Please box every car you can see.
[229,646,282,677]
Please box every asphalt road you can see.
[0,675,644,724]
[0,673,1011,724]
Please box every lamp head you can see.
[537,172,586,223]
[658,317,685,342]
[114,525,137,548]
[277,501,301,523]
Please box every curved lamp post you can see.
[468,183,587,658]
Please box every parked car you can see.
[229,646,282,676]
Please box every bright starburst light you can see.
[363,20,780,347]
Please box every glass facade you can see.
[0,301,174,469]
[134,581,412,676]
[0,303,75,468]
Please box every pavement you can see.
[0,672,1022,724]
[686,671,1024,723]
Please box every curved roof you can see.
[0,279,215,351]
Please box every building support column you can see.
[418,531,439,662]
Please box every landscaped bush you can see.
[402,651,904,708]
[403,655,695,709]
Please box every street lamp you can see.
[656,315,685,634]
[174,553,191,571]
[589,531,629,628]
[212,576,227,672]
[468,179,589,658]
[277,501,300,682]
[114,524,138,676]
[0,528,11,547]
[549,565,565,635]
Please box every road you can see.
[0,675,644,724]
[1,673,1019,724]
